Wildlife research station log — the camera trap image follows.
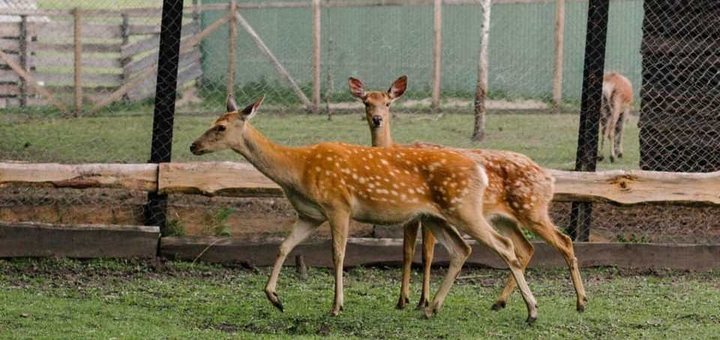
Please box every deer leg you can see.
[521,208,588,312]
[417,224,436,310]
[452,209,538,324]
[398,219,420,310]
[614,109,627,158]
[490,217,534,312]
[598,98,610,162]
[420,218,471,318]
[327,210,350,316]
[265,215,324,312]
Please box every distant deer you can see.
[349,76,588,313]
[598,72,633,163]
[190,96,539,323]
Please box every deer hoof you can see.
[526,316,537,325]
[330,305,343,316]
[423,307,435,319]
[617,153,623,158]
[491,301,506,311]
[597,155,604,162]
[266,291,284,312]
[396,296,409,310]
[577,296,588,312]
[415,298,429,311]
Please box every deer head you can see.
[348,75,407,129]
[190,95,264,155]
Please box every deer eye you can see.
[386,102,390,107]
[217,125,226,132]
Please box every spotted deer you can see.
[190,96,540,323]
[598,72,633,163]
[349,75,587,313]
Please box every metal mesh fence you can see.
[0,0,718,244]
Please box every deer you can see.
[598,72,633,163]
[349,75,588,313]
[190,95,540,323]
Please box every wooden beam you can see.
[431,0,443,111]
[311,0,322,112]
[549,169,720,205]
[234,10,314,111]
[160,237,720,271]
[0,163,157,191]
[158,162,283,197]
[0,49,69,115]
[0,222,159,259]
[471,0,491,141]
[227,0,238,99]
[73,8,83,117]
[552,0,565,109]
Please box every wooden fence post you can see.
[312,0,322,113]
[570,0,610,242]
[552,0,565,110]
[472,0,491,142]
[431,0,442,111]
[120,13,131,102]
[19,15,28,108]
[73,8,83,117]
[227,0,237,98]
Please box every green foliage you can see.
[165,219,187,237]
[212,207,234,237]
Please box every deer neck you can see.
[370,122,394,147]
[231,124,301,188]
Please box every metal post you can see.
[145,0,184,234]
[569,0,610,242]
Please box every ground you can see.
[0,258,718,339]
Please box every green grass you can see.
[0,112,639,170]
[0,258,718,339]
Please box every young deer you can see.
[598,72,633,163]
[349,76,588,313]
[190,96,540,322]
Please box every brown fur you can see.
[349,76,588,312]
[191,95,540,322]
[599,72,633,163]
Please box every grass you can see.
[0,112,640,170]
[0,258,718,339]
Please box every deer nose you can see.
[371,115,383,127]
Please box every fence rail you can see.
[2,162,718,206]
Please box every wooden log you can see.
[74,8,83,117]
[552,0,565,109]
[0,222,160,259]
[0,49,69,114]
[311,0,322,112]
[549,169,720,205]
[158,162,284,197]
[0,162,158,191]
[227,0,238,99]
[234,11,314,111]
[160,237,720,271]
[431,0,442,111]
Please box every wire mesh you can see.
[0,0,717,245]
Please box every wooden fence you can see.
[1,161,719,269]
[0,8,202,115]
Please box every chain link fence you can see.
[0,0,718,244]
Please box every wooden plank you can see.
[0,38,20,51]
[127,24,161,36]
[160,238,720,271]
[124,48,201,76]
[227,0,238,99]
[74,8,83,117]
[0,70,20,82]
[0,53,20,65]
[0,222,159,259]
[158,162,283,197]
[551,0,565,109]
[431,0,442,110]
[28,41,122,54]
[549,169,720,205]
[0,84,21,96]
[0,23,20,37]
[35,72,122,86]
[0,162,158,191]
[120,22,200,58]
[31,55,122,69]
[311,0,321,111]
[35,22,122,39]
[128,60,202,100]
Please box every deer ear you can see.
[388,75,407,100]
[227,95,238,112]
[348,77,366,100]
[240,95,264,121]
